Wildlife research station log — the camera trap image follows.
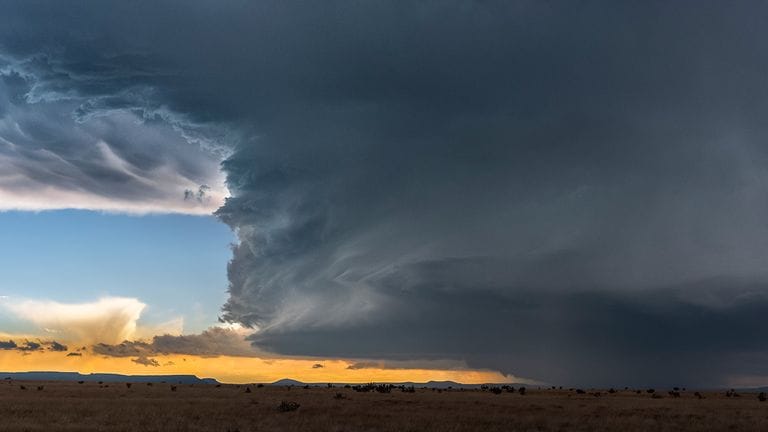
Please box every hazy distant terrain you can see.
[0,372,218,385]
[0,380,765,431]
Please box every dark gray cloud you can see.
[1,340,69,353]
[131,355,159,367]
[4,1,768,386]
[17,341,41,352]
[48,341,67,352]
[93,327,258,358]
[0,13,227,213]
[0,340,17,350]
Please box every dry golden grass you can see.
[0,380,765,431]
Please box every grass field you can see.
[0,380,765,431]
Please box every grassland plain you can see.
[0,381,765,431]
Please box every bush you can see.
[278,401,300,412]
[575,389,585,394]
[489,387,502,395]
[759,392,767,402]
[518,387,526,395]
[352,383,374,392]
[333,392,346,399]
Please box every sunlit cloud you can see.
[5,297,146,344]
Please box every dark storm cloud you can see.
[5,1,768,386]
[0,15,226,213]
[93,327,259,358]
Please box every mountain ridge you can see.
[0,371,218,384]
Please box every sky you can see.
[1,0,768,387]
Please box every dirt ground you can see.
[0,380,765,431]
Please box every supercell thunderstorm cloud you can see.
[3,1,768,386]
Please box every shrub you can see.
[694,392,704,399]
[352,383,375,392]
[125,383,132,389]
[37,386,44,391]
[245,387,251,393]
[575,389,585,394]
[758,392,767,402]
[278,401,300,412]
[170,386,177,392]
[646,389,655,394]
[489,387,502,395]
[257,383,264,388]
[333,392,346,399]
[518,387,526,395]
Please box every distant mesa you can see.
[0,372,218,385]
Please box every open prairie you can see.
[0,381,765,431]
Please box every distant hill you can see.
[0,371,218,385]
[271,378,306,386]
